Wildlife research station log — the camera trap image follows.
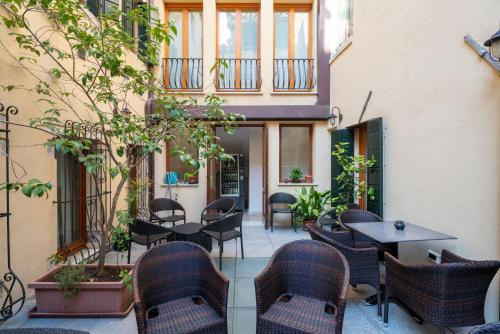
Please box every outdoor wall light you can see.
[329,106,343,126]
[484,28,500,61]
[464,26,500,73]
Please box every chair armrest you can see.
[320,230,354,248]
[133,277,147,334]
[254,263,286,315]
[199,260,229,318]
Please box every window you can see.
[164,4,203,90]
[56,152,87,254]
[274,5,313,90]
[279,125,312,182]
[216,5,260,90]
[86,0,119,18]
[330,0,353,57]
[165,129,199,183]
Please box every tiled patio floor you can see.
[1,217,464,333]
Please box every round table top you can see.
[168,222,204,236]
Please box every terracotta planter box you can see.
[28,264,134,318]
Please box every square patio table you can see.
[345,221,457,244]
[169,222,213,252]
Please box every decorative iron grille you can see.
[215,58,262,90]
[163,58,203,90]
[0,102,25,324]
[273,58,316,90]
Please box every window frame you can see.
[163,3,204,91]
[165,129,200,184]
[215,3,261,91]
[279,124,313,182]
[273,4,313,91]
[330,0,353,62]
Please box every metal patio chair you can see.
[150,198,186,226]
[268,192,297,232]
[200,197,236,224]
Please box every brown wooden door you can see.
[262,123,269,224]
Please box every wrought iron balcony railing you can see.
[163,58,203,91]
[273,59,316,90]
[215,58,262,91]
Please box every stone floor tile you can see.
[234,277,256,308]
[235,257,269,278]
[232,307,256,334]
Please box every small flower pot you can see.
[28,264,134,318]
[291,179,301,184]
[188,176,198,184]
[305,175,313,183]
[302,218,316,231]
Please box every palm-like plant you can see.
[290,186,331,223]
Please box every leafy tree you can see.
[0,0,240,276]
[331,142,376,216]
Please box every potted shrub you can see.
[1,0,239,317]
[290,168,303,183]
[184,171,198,184]
[290,186,331,229]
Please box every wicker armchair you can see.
[200,198,236,225]
[338,209,397,259]
[384,250,500,330]
[255,240,349,334]
[306,224,381,319]
[133,241,229,334]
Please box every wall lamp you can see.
[329,106,343,126]
[464,25,500,73]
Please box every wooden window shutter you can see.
[366,117,383,218]
[331,128,354,200]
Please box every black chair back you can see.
[269,192,296,206]
[202,212,243,233]
[130,218,169,236]
[150,198,185,213]
[207,197,236,213]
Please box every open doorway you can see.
[212,126,264,218]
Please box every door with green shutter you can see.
[331,128,354,200]
[366,118,383,218]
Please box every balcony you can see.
[214,58,262,91]
[163,58,203,91]
[273,58,316,91]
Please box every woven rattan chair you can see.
[465,322,500,334]
[338,209,396,259]
[317,203,360,231]
[383,250,500,331]
[255,240,349,334]
[268,192,297,232]
[306,224,381,319]
[133,241,229,334]
[150,198,186,226]
[127,218,172,264]
[200,198,236,225]
[201,212,244,269]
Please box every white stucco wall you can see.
[329,0,500,321]
[248,127,263,214]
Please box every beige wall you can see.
[0,7,146,290]
[158,0,318,106]
[329,0,500,321]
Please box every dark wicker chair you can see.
[255,240,349,334]
[317,203,360,231]
[0,330,89,334]
[200,198,236,225]
[306,224,381,319]
[383,250,500,331]
[127,218,172,264]
[338,209,396,259]
[202,212,244,269]
[133,241,229,334]
[150,198,186,226]
[268,192,297,232]
[465,322,500,334]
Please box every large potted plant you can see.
[290,186,331,229]
[0,0,239,317]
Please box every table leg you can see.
[365,285,423,324]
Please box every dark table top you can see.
[345,221,457,244]
[169,222,204,236]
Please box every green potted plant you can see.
[290,186,331,229]
[290,167,303,183]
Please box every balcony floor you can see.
[1,217,474,334]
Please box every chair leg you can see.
[270,212,274,232]
[383,292,389,327]
[240,235,244,259]
[219,241,223,269]
[377,288,382,320]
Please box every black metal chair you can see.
[127,218,172,264]
[201,212,244,269]
[150,198,186,226]
[317,203,360,231]
[268,192,297,232]
[200,197,236,225]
